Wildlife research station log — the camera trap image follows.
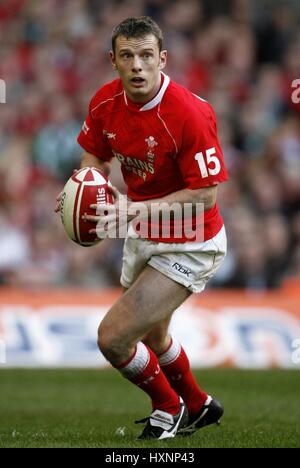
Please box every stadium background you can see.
[0,0,300,448]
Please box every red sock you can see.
[115,342,180,415]
[158,337,207,416]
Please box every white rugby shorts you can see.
[120,224,227,293]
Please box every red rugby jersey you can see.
[77,73,228,242]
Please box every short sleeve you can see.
[176,104,228,189]
[77,113,114,162]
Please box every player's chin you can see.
[131,89,148,97]
[134,86,152,99]
[128,80,147,90]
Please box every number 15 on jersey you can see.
[195,147,221,178]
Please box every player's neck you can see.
[126,73,164,108]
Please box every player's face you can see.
[110,34,167,103]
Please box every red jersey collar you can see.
[123,72,170,111]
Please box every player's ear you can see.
[159,50,167,70]
[109,50,118,70]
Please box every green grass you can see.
[0,369,299,448]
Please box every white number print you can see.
[195,147,221,178]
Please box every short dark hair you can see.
[111,16,163,53]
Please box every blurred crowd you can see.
[0,0,300,290]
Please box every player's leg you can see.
[98,264,190,365]
[142,317,172,355]
[143,321,222,435]
[140,227,227,435]
[121,288,203,413]
[143,320,207,413]
[97,265,190,439]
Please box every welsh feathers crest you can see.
[145,136,158,148]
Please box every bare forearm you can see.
[141,186,217,213]
[80,152,111,176]
[126,186,218,223]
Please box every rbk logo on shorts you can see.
[172,263,192,277]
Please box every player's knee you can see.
[97,324,111,357]
[97,323,125,363]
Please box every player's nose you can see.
[131,55,142,72]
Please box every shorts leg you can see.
[148,226,227,293]
[120,235,155,289]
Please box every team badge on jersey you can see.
[145,136,158,164]
[145,136,158,149]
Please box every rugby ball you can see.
[60,167,114,247]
